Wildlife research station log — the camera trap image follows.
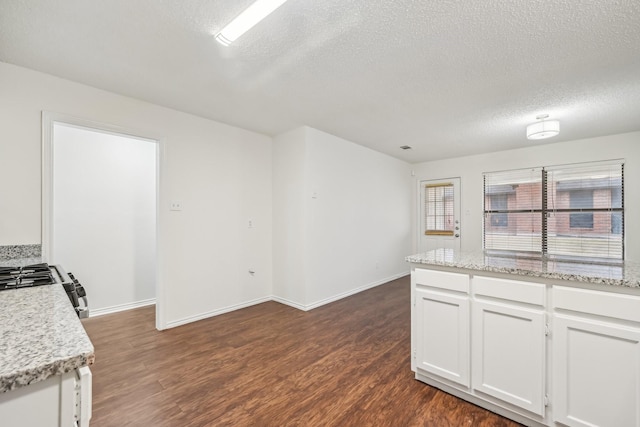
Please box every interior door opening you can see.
[42,114,162,327]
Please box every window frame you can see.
[483,160,624,261]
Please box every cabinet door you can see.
[415,288,470,387]
[472,300,545,416]
[0,371,76,427]
[553,314,640,427]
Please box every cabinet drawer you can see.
[414,268,469,293]
[473,276,545,306]
[553,286,640,323]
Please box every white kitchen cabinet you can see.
[415,288,470,387]
[553,286,640,427]
[413,268,470,387]
[471,276,546,416]
[410,254,640,427]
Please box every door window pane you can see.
[425,184,454,235]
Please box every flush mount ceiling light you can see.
[215,0,289,46]
[526,114,560,140]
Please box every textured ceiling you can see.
[1,0,639,163]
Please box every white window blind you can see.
[483,161,624,261]
[483,168,542,253]
[425,183,454,235]
[546,162,624,260]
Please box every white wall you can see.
[272,127,308,306]
[411,133,640,259]
[52,123,156,313]
[273,127,412,309]
[0,61,273,328]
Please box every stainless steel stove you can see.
[0,263,89,318]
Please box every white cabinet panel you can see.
[554,285,640,323]
[0,371,76,427]
[553,314,640,427]
[472,300,545,416]
[415,288,470,387]
[473,275,545,305]
[414,268,469,293]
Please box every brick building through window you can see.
[483,162,624,261]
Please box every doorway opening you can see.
[42,113,164,329]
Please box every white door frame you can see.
[416,176,461,253]
[41,111,167,330]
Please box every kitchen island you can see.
[0,254,94,426]
[408,249,640,427]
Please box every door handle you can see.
[455,234,460,238]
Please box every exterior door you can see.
[419,177,461,252]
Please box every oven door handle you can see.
[78,296,90,319]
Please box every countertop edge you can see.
[405,253,640,289]
[0,350,95,393]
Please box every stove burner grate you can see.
[0,263,55,290]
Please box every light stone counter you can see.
[0,257,94,393]
[0,244,41,260]
[406,248,640,288]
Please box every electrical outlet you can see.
[170,201,182,211]
[248,219,254,228]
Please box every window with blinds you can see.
[546,162,624,260]
[483,168,543,253]
[483,161,624,261]
[425,183,454,235]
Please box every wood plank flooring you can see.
[81,276,521,426]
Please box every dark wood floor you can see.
[82,276,521,426]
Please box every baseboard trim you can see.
[273,271,410,312]
[90,298,156,317]
[271,296,307,311]
[107,272,411,328]
[303,271,410,311]
[165,296,272,329]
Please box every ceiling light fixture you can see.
[215,0,289,46]
[526,114,560,140]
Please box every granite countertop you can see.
[0,257,95,394]
[406,249,640,289]
[0,257,44,268]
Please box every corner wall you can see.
[272,127,308,307]
[273,127,412,309]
